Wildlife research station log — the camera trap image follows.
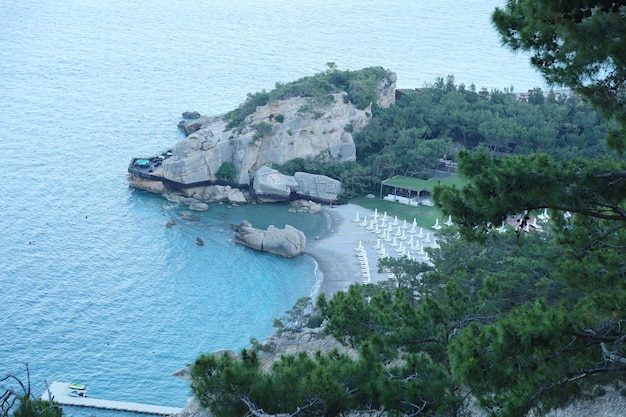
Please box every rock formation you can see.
[165,92,368,187]
[229,221,306,258]
[128,70,397,204]
[251,166,342,203]
[251,166,300,201]
[290,199,322,214]
[293,171,342,202]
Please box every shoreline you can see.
[305,203,432,298]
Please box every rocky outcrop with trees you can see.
[128,66,396,204]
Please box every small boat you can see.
[68,383,87,391]
[68,390,87,398]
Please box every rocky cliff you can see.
[168,93,375,186]
[129,70,396,203]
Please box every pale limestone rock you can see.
[294,172,342,201]
[252,167,341,202]
[189,201,209,211]
[156,72,396,188]
[127,177,166,194]
[230,221,306,258]
[130,71,397,203]
[181,197,199,205]
[376,71,397,107]
[252,166,299,201]
[225,187,247,204]
[291,199,322,213]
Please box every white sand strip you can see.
[306,203,434,298]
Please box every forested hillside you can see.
[281,75,611,198]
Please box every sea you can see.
[0,0,547,415]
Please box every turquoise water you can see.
[0,0,546,415]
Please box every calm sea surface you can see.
[0,0,546,415]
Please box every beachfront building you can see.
[379,175,467,207]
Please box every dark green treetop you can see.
[493,0,626,151]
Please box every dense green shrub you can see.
[254,121,273,136]
[215,162,235,183]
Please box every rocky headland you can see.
[128,70,397,206]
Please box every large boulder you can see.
[252,167,342,203]
[230,221,306,258]
[224,187,247,204]
[294,172,342,202]
[252,166,299,201]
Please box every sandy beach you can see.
[305,203,437,298]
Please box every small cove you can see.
[0,1,547,415]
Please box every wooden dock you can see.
[41,382,183,415]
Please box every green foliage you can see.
[433,149,626,236]
[191,350,261,417]
[222,67,609,198]
[191,329,461,416]
[12,397,62,417]
[224,90,271,131]
[378,256,433,306]
[432,141,626,414]
[493,0,626,151]
[305,314,324,328]
[215,161,235,183]
[326,75,609,197]
[190,207,626,416]
[189,3,626,415]
[253,121,273,137]
[279,297,312,332]
[358,78,608,162]
[1,364,63,417]
[223,66,392,131]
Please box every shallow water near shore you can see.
[0,0,547,415]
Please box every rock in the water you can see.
[189,201,209,211]
[182,111,201,119]
[196,237,204,246]
[181,211,199,221]
[230,221,306,258]
[225,187,247,204]
[291,199,322,213]
[166,219,176,228]
[177,115,212,135]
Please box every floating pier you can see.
[41,382,182,416]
